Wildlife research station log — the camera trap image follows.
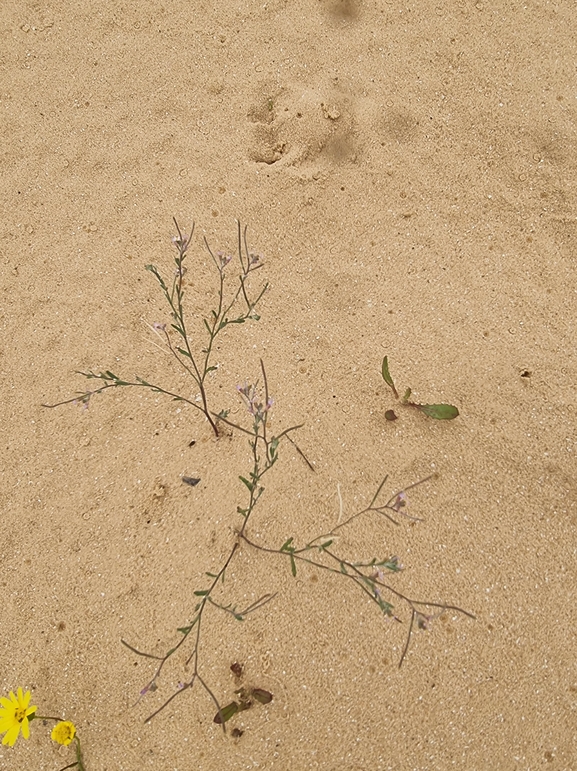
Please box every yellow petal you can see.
[2,723,20,746]
[21,718,30,740]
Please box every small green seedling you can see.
[381,357,459,421]
[213,662,273,725]
[213,687,273,725]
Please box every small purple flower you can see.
[216,250,233,269]
[236,382,273,421]
[74,394,92,410]
[172,231,192,252]
[140,681,158,697]
[391,491,408,512]
[416,612,432,631]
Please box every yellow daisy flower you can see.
[0,688,37,746]
[51,720,76,746]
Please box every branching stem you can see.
[43,219,267,437]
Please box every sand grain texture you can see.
[1,1,576,769]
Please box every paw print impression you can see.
[247,83,357,168]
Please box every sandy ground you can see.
[1,1,576,769]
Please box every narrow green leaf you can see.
[320,540,333,549]
[205,572,218,578]
[213,702,239,724]
[402,387,412,403]
[381,357,398,398]
[280,537,294,552]
[239,476,254,492]
[145,264,168,291]
[376,597,394,616]
[194,589,209,596]
[290,554,297,577]
[417,403,459,420]
[176,347,191,359]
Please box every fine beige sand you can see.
[2,1,576,769]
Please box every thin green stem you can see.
[43,378,206,412]
[128,370,290,728]
[169,226,217,433]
